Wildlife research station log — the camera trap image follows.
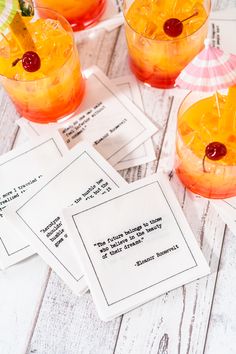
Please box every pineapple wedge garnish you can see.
[9,0,35,51]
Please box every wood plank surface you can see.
[0,1,236,353]
[0,88,19,155]
[204,226,236,354]
[0,257,50,354]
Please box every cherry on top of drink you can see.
[12,51,41,72]
[22,51,41,72]
[202,141,227,173]
[125,0,207,41]
[205,142,227,161]
[163,12,198,38]
[0,18,73,80]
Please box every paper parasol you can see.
[176,41,236,134]
[0,0,18,32]
[175,41,236,92]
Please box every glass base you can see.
[68,0,106,31]
[176,167,236,199]
[19,79,86,124]
[129,57,177,89]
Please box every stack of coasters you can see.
[0,133,67,268]
[5,142,126,295]
[2,137,209,319]
[2,135,209,320]
[2,68,158,270]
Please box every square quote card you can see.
[17,66,157,167]
[0,133,68,269]
[5,143,126,294]
[63,174,210,321]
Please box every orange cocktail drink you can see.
[35,0,106,31]
[0,8,85,123]
[175,90,236,199]
[124,0,211,88]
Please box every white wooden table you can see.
[1,1,236,353]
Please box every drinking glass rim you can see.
[177,89,236,169]
[177,89,228,117]
[0,6,76,83]
[123,0,211,43]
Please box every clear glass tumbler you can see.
[123,0,211,89]
[0,7,85,123]
[175,90,236,199]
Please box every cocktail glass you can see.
[123,0,211,89]
[35,0,107,31]
[175,90,236,199]
[0,7,85,124]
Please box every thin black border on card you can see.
[0,138,63,167]
[72,181,198,306]
[15,151,120,282]
[0,236,29,256]
[93,73,147,159]
[115,82,133,101]
[223,200,236,210]
[0,138,63,257]
[114,81,148,161]
[26,121,41,136]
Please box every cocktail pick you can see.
[219,85,236,132]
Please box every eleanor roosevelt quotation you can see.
[93,217,179,266]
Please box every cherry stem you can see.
[202,154,207,173]
[181,11,198,23]
[12,57,23,67]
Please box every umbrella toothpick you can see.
[215,91,221,118]
[219,85,236,132]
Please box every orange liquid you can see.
[124,0,210,88]
[0,17,85,123]
[35,0,106,31]
[176,93,236,199]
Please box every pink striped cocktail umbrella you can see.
[176,41,236,129]
[175,41,236,92]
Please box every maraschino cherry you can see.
[12,51,41,72]
[205,142,227,160]
[203,142,227,172]
[163,11,198,38]
[163,18,183,37]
